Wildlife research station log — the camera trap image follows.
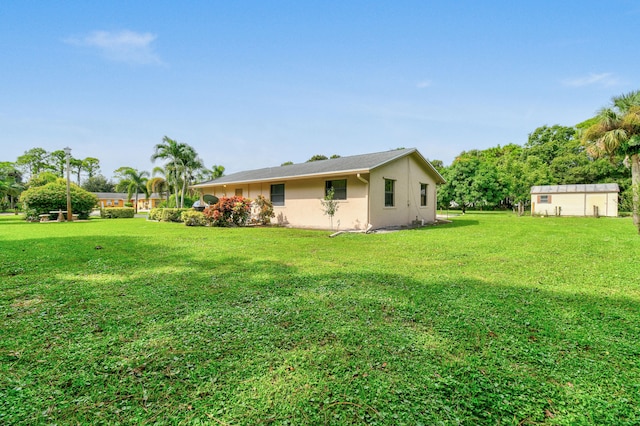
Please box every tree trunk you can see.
[631,153,640,234]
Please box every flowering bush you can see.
[203,196,251,227]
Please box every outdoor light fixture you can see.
[64,147,73,222]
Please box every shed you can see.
[530,183,619,217]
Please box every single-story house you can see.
[94,192,163,210]
[94,192,129,209]
[530,184,619,217]
[192,148,445,230]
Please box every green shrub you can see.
[252,195,275,225]
[20,179,98,220]
[148,208,161,221]
[100,208,135,218]
[148,208,191,222]
[181,210,207,226]
[203,196,251,227]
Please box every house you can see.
[94,192,163,210]
[94,192,129,209]
[132,193,163,211]
[530,184,619,217]
[192,148,445,230]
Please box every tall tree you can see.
[114,167,150,213]
[151,136,205,208]
[81,175,115,192]
[438,152,506,212]
[70,158,84,185]
[16,148,50,179]
[582,90,640,233]
[151,136,187,207]
[48,150,68,177]
[179,145,204,208]
[82,157,101,180]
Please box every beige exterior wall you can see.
[197,152,442,229]
[98,198,126,208]
[531,192,618,217]
[369,154,439,228]
[202,174,370,230]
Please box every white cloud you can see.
[416,79,432,89]
[65,30,163,65]
[562,72,619,87]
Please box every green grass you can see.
[1,213,639,425]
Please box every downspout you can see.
[357,173,370,228]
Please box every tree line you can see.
[0,136,224,211]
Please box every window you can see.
[235,188,243,197]
[325,179,347,200]
[384,179,395,207]
[420,183,428,206]
[270,184,285,206]
[114,200,119,206]
[539,195,551,203]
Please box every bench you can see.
[39,214,50,222]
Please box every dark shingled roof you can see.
[193,148,444,187]
[530,183,619,194]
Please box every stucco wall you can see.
[368,154,439,228]
[203,174,370,230]
[531,192,618,217]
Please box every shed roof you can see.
[193,148,445,188]
[530,183,619,194]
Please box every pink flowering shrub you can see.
[203,196,251,227]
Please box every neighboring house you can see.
[93,192,163,210]
[94,192,128,209]
[132,193,163,211]
[530,184,619,217]
[192,148,445,230]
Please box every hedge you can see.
[148,208,190,222]
[100,208,135,218]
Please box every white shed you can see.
[530,184,619,217]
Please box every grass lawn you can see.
[1,213,639,425]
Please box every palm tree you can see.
[179,145,204,207]
[151,136,187,207]
[114,167,150,213]
[147,166,171,206]
[582,90,640,233]
[0,162,24,210]
[151,136,205,208]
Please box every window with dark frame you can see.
[420,183,428,206]
[384,179,395,207]
[270,184,285,206]
[325,179,347,200]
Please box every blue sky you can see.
[2,1,639,179]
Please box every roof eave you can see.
[191,168,371,188]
